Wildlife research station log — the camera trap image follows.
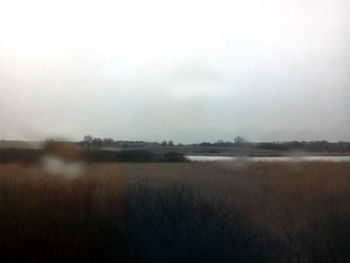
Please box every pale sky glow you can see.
[0,0,349,143]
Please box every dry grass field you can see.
[1,161,350,262]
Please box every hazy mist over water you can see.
[0,0,349,143]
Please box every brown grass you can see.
[1,162,350,262]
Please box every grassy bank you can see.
[0,148,188,163]
[0,162,350,262]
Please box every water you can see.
[186,155,350,162]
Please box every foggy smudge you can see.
[40,141,86,179]
[41,155,86,179]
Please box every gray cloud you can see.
[0,0,349,143]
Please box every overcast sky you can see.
[0,0,349,143]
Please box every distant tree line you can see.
[79,136,350,153]
[254,141,350,152]
[196,136,249,148]
[79,135,173,149]
[196,140,350,152]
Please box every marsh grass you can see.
[0,162,350,262]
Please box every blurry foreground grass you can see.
[1,162,350,262]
